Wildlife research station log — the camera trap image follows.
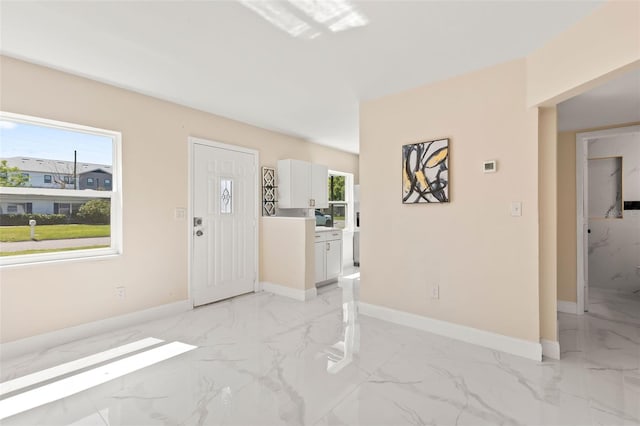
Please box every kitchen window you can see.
[0,111,122,266]
[317,171,354,230]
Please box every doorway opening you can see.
[574,125,640,315]
[553,68,640,362]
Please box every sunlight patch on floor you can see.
[0,340,196,420]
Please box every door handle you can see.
[196,230,204,237]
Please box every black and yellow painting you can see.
[402,138,449,203]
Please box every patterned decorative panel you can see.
[262,167,277,216]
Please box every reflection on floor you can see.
[1,277,638,425]
[587,286,640,326]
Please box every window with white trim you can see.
[316,171,354,230]
[0,112,121,265]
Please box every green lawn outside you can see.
[0,245,110,257]
[0,224,110,242]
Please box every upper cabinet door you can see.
[311,163,328,208]
[277,159,328,209]
[277,159,311,208]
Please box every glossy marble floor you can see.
[1,278,638,426]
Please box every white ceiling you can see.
[558,68,640,132]
[0,1,603,153]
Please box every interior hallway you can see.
[1,279,638,425]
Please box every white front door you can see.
[192,141,257,306]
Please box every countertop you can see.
[262,216,314,221]
[315,227,340,232]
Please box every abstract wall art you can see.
[262,167,277,216]
[402,138,449,203]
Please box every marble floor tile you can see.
[588,287,640,327]
[2,277,639,425]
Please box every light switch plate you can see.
[510,202,522,217]
[175,208,186,220]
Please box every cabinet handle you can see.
[326,242,330,251]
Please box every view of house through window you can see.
[317,174,347,229]
[0,113,120,263]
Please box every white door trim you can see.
[575,125,640,314]
[187,137,260,306]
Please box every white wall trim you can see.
[359,302,542,361]
[576,132,587,315]
[541,339,561,360]
[261,281,317,301]
[0,300,192,361]
[557,300,578,314]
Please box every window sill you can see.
[0,248,121,269]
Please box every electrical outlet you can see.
[116,286,126,299]
[431,284,440,299]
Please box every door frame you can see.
[575,125,639,313]
[187,136,260,306]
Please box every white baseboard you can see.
[261,282,317,301]
[541,339,560,360]
[557,300,578,314]
[0,300,192,361]
[359,302,542,362]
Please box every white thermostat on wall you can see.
[483,160,497,173]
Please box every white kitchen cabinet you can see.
[310,163,328,208]
[314,241,326,283]
[325,239,342,281]
[315,229,342,284]
[278,159,328,208]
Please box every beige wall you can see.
[557,122,640,303]
[0,56,358,343]
[260,217,315,291]
[360,59,540,342]
[557,131,578,303]
[360,0,640,347]
[538,107,557,341]
[527,0,640,107]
